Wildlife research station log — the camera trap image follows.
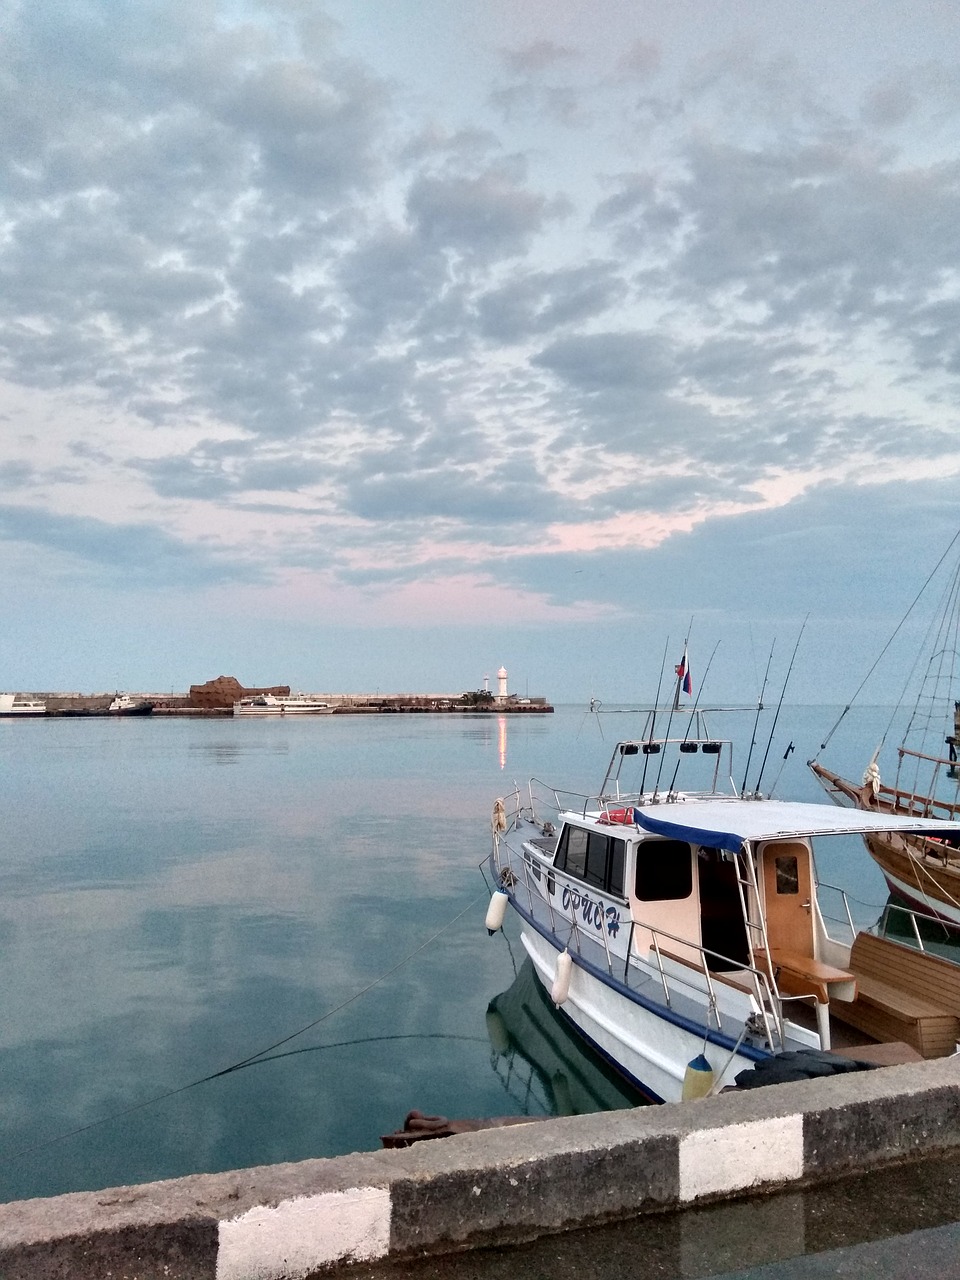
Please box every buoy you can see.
[551,949,573,1005]
[485,890,509,935]
[682,1052,715,1100]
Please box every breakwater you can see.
[33,692,554,716]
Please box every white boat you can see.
[0,693,46,717]
[486,698,960,1103]
[233,694,333,716]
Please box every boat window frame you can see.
[554,822,627,899]
[634,837,694,902]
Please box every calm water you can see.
[0,703,899,1202]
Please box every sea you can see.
[0,702,918,1203]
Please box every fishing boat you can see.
[233,694,333,716]
[485,668,960,1102]
[0,693,46,717]
[811,533,960,926]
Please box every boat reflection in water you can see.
[486,958,648,1118]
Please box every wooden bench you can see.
[833,932,960,1059]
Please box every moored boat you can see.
[233,694,333,716]
[108,694,154,716]
[486,671,960,1102]
[811,531,960,926]
[0,693,46,717]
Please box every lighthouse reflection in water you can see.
[486,958,648,1118]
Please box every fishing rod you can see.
[753,617,807,796]
[639,636,671,795]
[740,640,775,796]
[653,628,693,793]
[663,640,722,795]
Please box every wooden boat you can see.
[811,533,960,927]
[485,682,960,1103]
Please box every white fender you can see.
[485,890,509,935]
[551,949,573,1005]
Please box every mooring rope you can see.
[3,890,488,1167]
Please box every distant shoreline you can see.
[19,691,554,717]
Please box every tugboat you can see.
[107,694,154,716]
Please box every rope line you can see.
[4,891,487,1167]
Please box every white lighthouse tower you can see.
[496,665,508,703]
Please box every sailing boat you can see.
[811,532,960,926]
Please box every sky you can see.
[1,0,959,703]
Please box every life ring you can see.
[599,806,635,825]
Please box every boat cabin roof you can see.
[565,798,960,854]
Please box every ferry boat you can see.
[233,694,333,716]
[486,699,960,1102]
[0,693,46,717]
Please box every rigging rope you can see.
[815,529,960,757]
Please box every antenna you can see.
[753,618,807,796]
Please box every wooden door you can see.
[760,841,815,958]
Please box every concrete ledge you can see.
[1,1057,958,1278]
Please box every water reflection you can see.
[498,716,507,770]
[188,740,290,762]
[486,958,646,1117]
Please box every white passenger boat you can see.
[0,693,46,717]
[486,702,960,1103]
[233,694,333,716]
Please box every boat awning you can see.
[627,799,960,854]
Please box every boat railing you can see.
[890,747,960,821]
[816,881,859,945]
[637,921,784,1050]
[875,899,960,953]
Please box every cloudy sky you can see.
[1,0,959,703]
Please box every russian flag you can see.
[675,649,692,696]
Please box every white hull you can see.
[234,698,333,716]
[878,866,960,929]
[520,926,763,1103]
[0,694,46,717]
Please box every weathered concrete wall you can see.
[2,1057,959,1279]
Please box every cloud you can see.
[1,1,959,679]
[0,504,262,587]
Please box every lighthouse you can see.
[496,666,508,703]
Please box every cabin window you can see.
[555,825,626,896]
[775,855,800,895]
[635,839,693,901]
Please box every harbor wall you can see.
[2,1056,960,1279]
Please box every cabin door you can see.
[759,841,815,958]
